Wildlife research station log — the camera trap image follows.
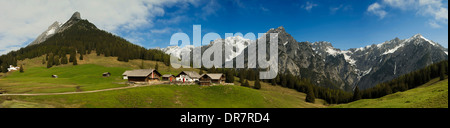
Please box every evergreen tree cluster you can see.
[361,60,448,99]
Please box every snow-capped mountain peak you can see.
[160,36,253,61]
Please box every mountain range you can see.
[4,12,448,91]
[159,26,448,90]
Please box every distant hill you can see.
[0,12,171,73]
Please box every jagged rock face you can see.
[312,33,448,90]
[28,21,61,46]
[352,34,448,89]
[28,12,97,46]
[157,27,448,91]
[59,12,85,33]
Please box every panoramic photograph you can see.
[0,0,448,110]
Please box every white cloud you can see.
[330,4,352,14]
[368,0,448,28]
[199,0,221,20]
[302,1,318,12]
[382,0,415,10]
[367,2,388,19]
[0,0,201,55]
[428,20,442,28]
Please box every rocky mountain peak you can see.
[70,12,82,20]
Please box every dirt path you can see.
[0,82,169,96]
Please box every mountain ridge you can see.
[157,27,448,90]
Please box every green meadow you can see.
[332,78,448,108]
[0,64,129,94]
[0,54,327,108]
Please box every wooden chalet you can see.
[162,74,175,82]
[176,71,201,83]
[199,73,226,85]
[125,69,161,83]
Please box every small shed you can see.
[199,73,226,85]
[103,72,111,77]
[162,74,175,82]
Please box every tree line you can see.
[359,60,448,99]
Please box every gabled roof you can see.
[177,71,201,79]
[202,73,225,80]
[122,70,132,76]
[162,74,175,77]
[125,69,161,77]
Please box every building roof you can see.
[122,70,132,76]
[162,74,175,77]
[177,71,201,79]
[202,73,225,80]
[125,69,160,77]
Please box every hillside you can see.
[332,77,448,108]
[0,54,326,108]
[0,82,326,108]
[0,12,171,73]
[0,53,200,94]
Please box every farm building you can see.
[103,72,111,77]
[7,65,20,72]
[199,73,226,85]
[162,74,175,82]
[125,69,161,83]
[122,70,132,79]
[176,71,201,83]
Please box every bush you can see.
[254,79,261,89]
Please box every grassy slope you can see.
[0,53,326,108]
[0,53,200,94]
[1,83,326,108]
[332,78,448,108]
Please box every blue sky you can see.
[0,0,448,54]
[124,0,448,50]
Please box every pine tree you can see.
[239,70,245,84]
[440,63,446,80]
[353,86,361,101]
[199,69,204,75]
[305,86,315,103]
[69,52,75,62]
[254,79,261,89]
[271,79,277,86]
[47,53,54,68]
[79,53,84,60]
[61,55,68,64]
[73,57,78,65]
[244,80,250,87]
[19,64,24,73]
[54,56,60,66]
[226,70,234,83]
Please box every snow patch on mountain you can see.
[382,43,405,55]
[159,36,252,61]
